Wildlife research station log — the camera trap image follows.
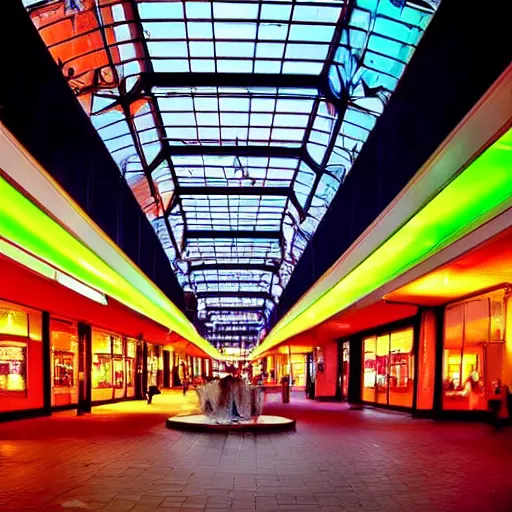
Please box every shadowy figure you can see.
[146,385,161,405]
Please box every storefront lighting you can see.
[252,128,512,358]
[54,271,108,306]
[1,238,108,306]
[0,176,220,359]
[0,238,54,281]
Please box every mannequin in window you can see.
[463,371,482,410]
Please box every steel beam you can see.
[186,230,281,239]
[166,145,303,157]
[197,291,270,299]
[190,263,278,273]
[179,186,292,197]
[141,72,321,90]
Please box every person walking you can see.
[182,374,190,396]
[490,378,509,430]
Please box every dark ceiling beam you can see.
[186,229,281,239]
[204,306,264,312]
[190,263,278,273]
[197,291,270,299]
[179,186,290,197]
[167,145,303,158]
[206,329,261,337]
[192,279,269,286]
[178,186,306,221]
[141,72,321,90]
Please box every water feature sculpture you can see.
[196,375,264,424]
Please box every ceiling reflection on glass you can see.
[26,0,441,346]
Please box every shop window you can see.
[126,340,136,359]
[51,318,78,406]
[388,329,414,408]
[362,327,414,408]
[0,306,28,338]
[112,336,123,356]
[92,354,113,388]
[126,340,136,393]
[114,358,124,389]
[0,343,27,395]
[362,336,376,402]
[53,352,74,387]
[126,359,134,387]
[443,290,506,411]
[341,342,350,400]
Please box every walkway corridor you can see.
[1,392,511,512]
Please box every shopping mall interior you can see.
[1,0,511,511]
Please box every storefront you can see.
[50,317,78,407]
[441,289,509,413]
[0,300,43,413]
[147,343,162,388]
[362,326,415,408]
[91,328,138,403]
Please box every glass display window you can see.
[51,319,78,392]
[388,329,414,408]
[93,331,112,354]
[112,336,123,356]
[53,352,75,387]
[0,343,27,395]
[362,336,376,402]
[113,358,124,389]
[126,340,136,359]
[442,290,507,411]
[193,357,202,377]
[0,305,28,338]
[92,354,112,388]
[341,341,350,400]
[126,358,134,388]
[362,327,414,408]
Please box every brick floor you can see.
[1,391,511,512]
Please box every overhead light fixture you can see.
[54,271,108,305]
[0,238,108,305]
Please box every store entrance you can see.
[341,341,350,401]
[362,327,414,408]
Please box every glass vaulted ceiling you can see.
[26,0,441,349]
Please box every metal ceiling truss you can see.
[26,0,442,345]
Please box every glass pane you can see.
[389,328,414,408]
[444,304,463,350]
[375,335,389,404]
[0,305,28,338]
[0,344,27,394]
[465,299,490,344]
[362,336,376,403]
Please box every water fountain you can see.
[165,376,295,433]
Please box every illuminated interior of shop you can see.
[50,318,79,406]
[126,339,136,397]
[0,300,43,412]
[341,341,350,400]
[443,289,507,411]
[363,327,414,408]
[147,345,161,387]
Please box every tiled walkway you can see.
[1,391,511,512]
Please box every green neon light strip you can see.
[0,176,219,359]
[253,128,512,358]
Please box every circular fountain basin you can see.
[166,414,296,433]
